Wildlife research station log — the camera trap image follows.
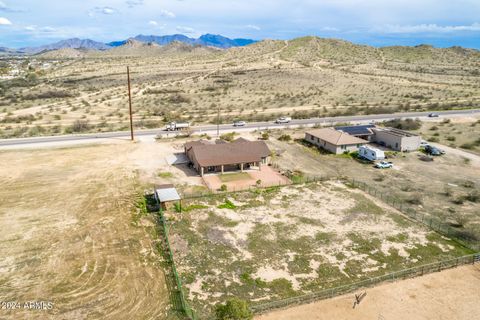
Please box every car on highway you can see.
[275,116,292,124]
[374,161,393,169]
[428,113,439,117]
[233,120,246,127]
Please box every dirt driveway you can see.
[256,264,480,320]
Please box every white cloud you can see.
[89,6,117,17]
[321,26,340,32]
[0,17,11,25]
[0,1,6,10]
[101,7,116,15]
[377,23,480,34]
[176,26,195,34]
[149,20,157,26]
[126,0,144,8]
[160,9,176,18]
[24,25,36,31]
[40,26,56,33]
[246,24,260,31]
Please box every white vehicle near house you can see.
[165,122,190,131]
[358,145,385,161]
[275,116,292,124]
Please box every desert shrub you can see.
[70,120,90,133]
[464,190,479,203]
[278,134,291,141]
[406,195,422,205]
[23,90,76,100]
[219,184,228,192]
[220,132,236,142]
[261,132,269,140]
[215,298,252,320]
[446,136,456,141]
[383,118,421,130]
[462,180,475,188]
[218,199,236,209]
[169,94,191,104]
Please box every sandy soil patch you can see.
[256,264,480,320]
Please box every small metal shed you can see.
[154,184,181,210]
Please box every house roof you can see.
[155,185,181,203]
[186,139,271,167]
[335,124,375,136]
[306,128,368,146]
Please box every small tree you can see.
[261,132,269,140]
[215,298,252,320]
[220,184,228,192]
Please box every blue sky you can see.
[1,0,480,49]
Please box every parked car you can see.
[233,120,246,127]
[275,116,292,124]
[428,113,439,117]
[374,161,393,169]
[424,145,443,156]
[420,140,429,147]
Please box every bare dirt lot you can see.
[256,264,480,320]
[0,141,187,319]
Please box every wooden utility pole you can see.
[127,66,134,141]
[217,104,220,137]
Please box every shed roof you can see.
[306,128,368,146]
[335,124,375,136]
[155,185,181,203]
[186,139,271,167]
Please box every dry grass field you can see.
[1,37,479,138]
[0,142,184,319]
[168,181,473,318]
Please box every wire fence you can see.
[181,174,331,200]
[251,253,480,314]
[348,177,480,252]
[157,207,198,320]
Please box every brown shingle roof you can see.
[186,139,271,167]
[306,128,367,146]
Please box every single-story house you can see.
[305,128,369,154]
[185,138,271,176]
[154,184,181,210]
[372,127,421,152]
[334,124,376,141]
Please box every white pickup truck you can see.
[165,122,190,131]
[275,116,292,124]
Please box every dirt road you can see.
[256,264,480,320]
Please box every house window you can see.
[357,144,361,148]
[341,145,346,150]
[395,142,399,149]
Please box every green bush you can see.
[218,199,236,209]
[220,184,228,192]
[278,134,292,141]
[215,298,252,320]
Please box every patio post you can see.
[240,163,244,172]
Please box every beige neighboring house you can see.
[305,128,368,154]
[372,127,421,152]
